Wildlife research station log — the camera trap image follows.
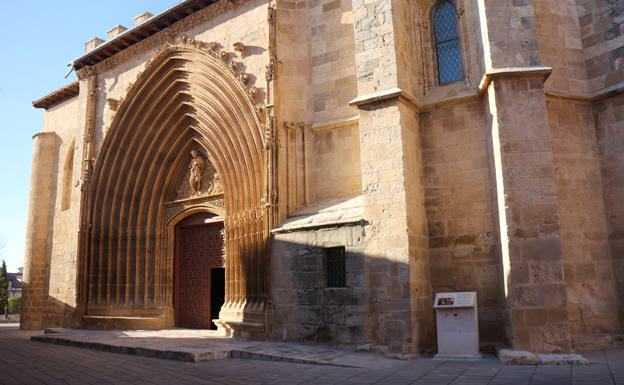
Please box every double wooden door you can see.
[174,213,225,329]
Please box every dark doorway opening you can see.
[210,268,225,330]
[174,212,225,329]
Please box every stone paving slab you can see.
[32,328,403,368]
[2,326,624,384]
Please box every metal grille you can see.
[326,247,346,288]
[434,1,463,85]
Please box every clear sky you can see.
[0,0,179,272]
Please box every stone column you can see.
[21,132,57,330]
[350,0,432,354]
[478,0,571,352]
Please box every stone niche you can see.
[269,224,367,345]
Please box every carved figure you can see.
[189,150,205,195]
[208,171,223,195]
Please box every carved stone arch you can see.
[79,42,269,332]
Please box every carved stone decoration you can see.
[84,44,269,335]
[173,149,225,200]
[239,72,250,85]
[220,51,229,63]
[267,5,276,24]
[179,34,204,49]
[165,205,181,219]
[76,65,97,80]
[283,121,309,132]
[233,42,245,58]
[164,195,226,220]
[207,172,223,195]
[231,61,238,73]
[265,57,276,81]
[107,98,120,111]
[264,108,275,150]
[189,150,205,196]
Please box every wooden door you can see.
[174,214,225,329]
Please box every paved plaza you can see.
[0,324,622,384]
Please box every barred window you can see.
[326,247,346,288]
[434,1,463,85]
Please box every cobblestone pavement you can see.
[0,325,622,385]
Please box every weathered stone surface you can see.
[23,0,624,357]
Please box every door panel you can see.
[175,216,225,329]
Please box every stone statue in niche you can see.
[171,149,222,200]
[189,150,205,195]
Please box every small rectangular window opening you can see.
[326,246,346,288]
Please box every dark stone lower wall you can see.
[268,225,367,346]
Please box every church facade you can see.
[24,0,624,355]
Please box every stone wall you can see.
[352,0,397,95]
[548,99,620,349]
[479,0,541,68]
[309,0,358,125]
[42,96,84,327]
[594,93,624,332]
[270,225,367,345]
[307,0,361,204]
[311,123,362,202]
[277,0,361,212]
[484,75,571,353]
[421,100,504,347]
[577,0,624,92]
[534,0,588,94]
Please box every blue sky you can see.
[0,0,178,271]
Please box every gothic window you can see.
[433,1,463,85]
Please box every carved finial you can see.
[267,5,276,24]
[233,42,245,58]
[239,71,250,85]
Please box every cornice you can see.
[72,0,249,72]
[348,66,554,111]
[32,81,80,110]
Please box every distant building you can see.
[8,268,23,298]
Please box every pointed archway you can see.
[78,40,270,332]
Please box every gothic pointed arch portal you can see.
[78,41,270,332]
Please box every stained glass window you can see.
[434,1,463,85]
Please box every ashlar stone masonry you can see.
[24,0,624,356]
